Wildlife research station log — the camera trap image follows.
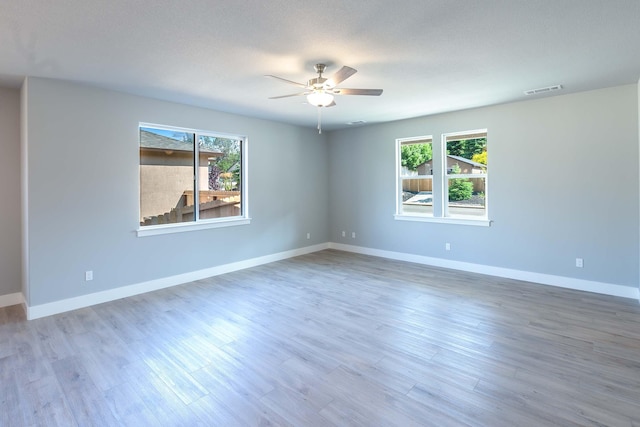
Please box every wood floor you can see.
[1,249,640,426]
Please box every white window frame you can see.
[395,129,490,227]
[395,135,434,218]
[137,123,250,237]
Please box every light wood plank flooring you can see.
[1,249,640,426]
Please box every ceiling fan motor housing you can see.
[309,63,330,88]
[308,77,328,88]
[314,63,327,74]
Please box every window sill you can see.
[137,217,251,237]
[394,214,491,227]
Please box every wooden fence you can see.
[402,179,433,193]
[140,191,241,226]
[182,190,241,206]
[403,178,485,193]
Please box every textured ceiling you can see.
[1,0,640,131]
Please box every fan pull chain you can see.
[317,106,322,134]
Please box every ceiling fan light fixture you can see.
[307,90,334,107]
[267,63,382,132]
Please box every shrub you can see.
[449,179,473,201]
[472,151,487,165]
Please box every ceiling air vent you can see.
[524,85,563,96]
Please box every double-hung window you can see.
[138,124,249,236]
[396,129,489,226]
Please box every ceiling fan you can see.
[266,63,383,133]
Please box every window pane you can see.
[198,136,242,220]
[401,178,433,216]
[445,135,487,172]
[447,177,486,218]
[400,138,433,216]
[140,128,195,225]
[445,131,487,218]
[400,139,433,175]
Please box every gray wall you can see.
[328,85,639,289]
[24,77,329,305]
[0,87,21,296]
[10,78,640,306]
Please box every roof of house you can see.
[447,155,486,169]
[140,129,222,156]
[421,155,486,169]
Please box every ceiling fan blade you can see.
[326,66,357,87]
[335,88,383,96]
[269,92,307,99]
[264,75,308,89]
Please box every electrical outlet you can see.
[306,232,311,239]
[445,243,451,251]
[351,232,356,239]
[85,270,93,281]
[576,258,583,268]
[341,230,346,237]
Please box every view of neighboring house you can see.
[139,129,219,222]
[418,155,487,175]
[139,129,241,225]
[402,155,488,194]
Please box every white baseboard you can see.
[329,242,640,301]
[0,292,24,308]
[21,240,640,320]
[26,243,330,320]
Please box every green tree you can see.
[448,164,473,201]
[201,136,241,190]
[447,138,486,160]
[401,143,432,171]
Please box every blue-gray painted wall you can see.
[22,78,329,305]
[328,85,639,288]
[1,80,638,307]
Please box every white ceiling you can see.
[2,0,640,131]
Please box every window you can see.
[444,130,487,219]
[396,129,489,226]
[397,136,434,217]
[138,124,248,235]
